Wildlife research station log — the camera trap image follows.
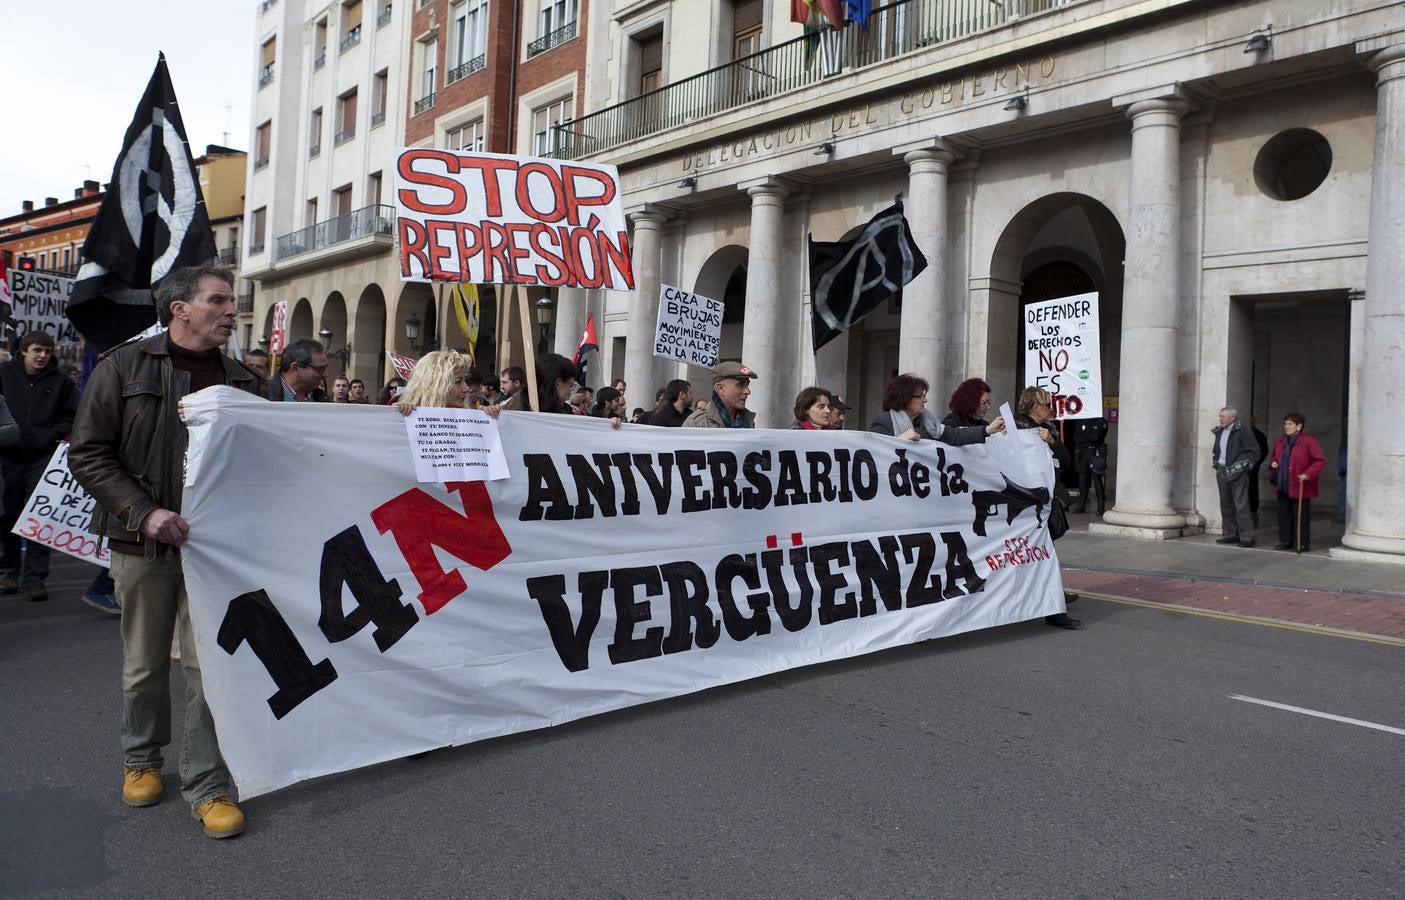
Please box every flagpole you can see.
[515,284,541,409]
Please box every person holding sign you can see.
[870,374,1004,444]
[684,361,759,429]
[396,350,472,414]
[69,265,267,839]
[0,331,79,602]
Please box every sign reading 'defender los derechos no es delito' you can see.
[1023,291,1102,420]
[653,284,723,367]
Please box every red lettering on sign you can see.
[370,481,512,615]
[560,165,617,226]
[398,220,429,278]
[515,162,567,223]
[455,156,519,217]
[396,149,468,215]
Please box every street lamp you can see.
[535,295,555,354]
[317,325,352,370]
[404,312,439,353]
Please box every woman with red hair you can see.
[942,377,993,428]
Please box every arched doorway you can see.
[986,192,1126,490]
[392,283,436,358]
[319,291,349,375]
[352,284,387,387]
[694,245,748,356]
[289,297,314,341]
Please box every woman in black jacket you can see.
[941,377,993,429]
[869,373,1004,443]
[1016,386,1081,630]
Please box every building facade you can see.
[242,0,411,384]
[0,183,103,277]
[549,0,1405,562]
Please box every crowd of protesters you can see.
[8,263,1345,841]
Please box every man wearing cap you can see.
[830,394,850,430]
[684,361,757,428]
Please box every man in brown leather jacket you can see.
[69,265,265,839]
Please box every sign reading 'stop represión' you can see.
[394,149,635,291]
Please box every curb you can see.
[1079,590,1405,648]
[1062,565,1405,603]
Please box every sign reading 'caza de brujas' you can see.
[180,388,1064,798]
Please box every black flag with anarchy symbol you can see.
[808,201,927,352]
[67,53,218,352]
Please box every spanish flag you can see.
[451,283,480,364]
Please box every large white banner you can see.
[181,389,1065,798]
[7,269,80,346]
[654,284,723,367]
[394,149,634,290]
[1023,291,1102,420]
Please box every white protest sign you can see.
[180,388,1065,798]
[12,443,110,567]
[394,149,634,290]
[270,300,288,357]
[653,284,723,367]
[7,269,80,345]
[403,407,509,483]
[1023,291,1102,420]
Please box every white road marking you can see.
[1228,695,1405,736]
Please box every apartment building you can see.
[554,0,1405,562]
[402,0,592,372]
[242,0,411,385]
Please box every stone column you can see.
[622,206,668,401]
[552,288,590,361]
[896,141,957,379]
[1336,46,1405,563]
[738,177,789,426]
[1099,94,1190,537]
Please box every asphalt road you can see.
[2,555,1402,899]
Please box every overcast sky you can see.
[0,1,254,215]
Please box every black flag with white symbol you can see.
[808,202,927,352]
[67,53,217,352]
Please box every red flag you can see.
[815,0,846,25]
[573,314,598,386]
[790,0,812,24]
[387,350,418,381]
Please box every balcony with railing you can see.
[371,110,386,129]
[274,204,395,264]
[377,4,392,27]
[554,0,1075,160]
[414,93,436,115]
[258,64,275,88]
[340,26,362,53]
[237,292,255,315]
[314,50,327,70]
[527,20,577,58]
[253,155,270,171]
[309,142,321,158]
[446,54,486,85]
[334,127,355,146]
[219,246,241,265]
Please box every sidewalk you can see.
[1054,521,1405,643]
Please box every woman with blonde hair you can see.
[396,349,471,415]
[1015,385,1081,630]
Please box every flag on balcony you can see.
[846,0,872,29]
[790,0,811,24]
[451,282,480,365]
[67,53,217,352]
[573,314,598,387]
[808,202,927,352]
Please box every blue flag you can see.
[846,0,872,28]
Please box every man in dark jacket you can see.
[69,265,266,840]
[1069,416,1110,516]
[1210,406,1260,547]
[649,379,693,427]
[0,331,79,601]
[267,337,328,402]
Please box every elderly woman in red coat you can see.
[1268,412,1327,551]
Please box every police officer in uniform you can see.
[1070,416,1109,515]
